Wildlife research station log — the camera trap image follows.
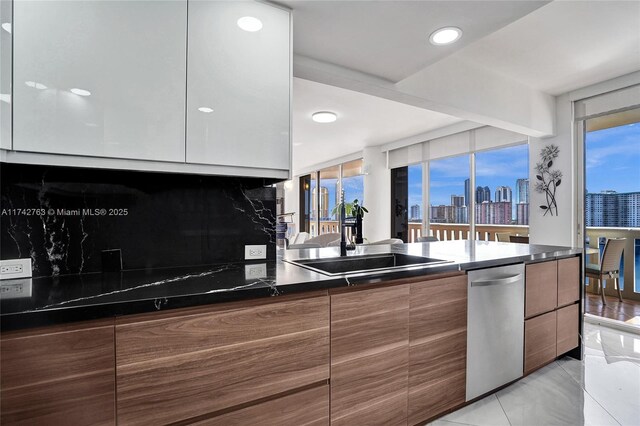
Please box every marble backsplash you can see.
[1,163,276,278]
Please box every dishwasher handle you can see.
[470,274,522,287]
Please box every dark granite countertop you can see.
[1,241,581,331]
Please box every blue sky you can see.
[415,144,529,208]
[585,122,640,193]
[312,175,363,219]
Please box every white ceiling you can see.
[280,0,549,82]
[292,77,463,171]
[288,0,640,172]
[453,0,640,95]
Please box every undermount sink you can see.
[285,253,451,277]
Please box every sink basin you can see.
[285,253,451,277]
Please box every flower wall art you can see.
[534,144,562,216]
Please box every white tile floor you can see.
[427,323,640,426]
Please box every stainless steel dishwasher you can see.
[466,263,524,401]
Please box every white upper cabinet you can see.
[186,1,291,172]
[0,0,11,150]
[12,1,187,162]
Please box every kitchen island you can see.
[0,241,582,425]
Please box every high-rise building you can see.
[516,203,529,225]
[586,191,640,227]
[495,186,512,203]
[451,195,464,207]
[476,186,491,204]
[430,205,447,223]
[464,178,470,207]
[453,206,468,223]
[516,179,529,204]
[410,204,421,221]
[476,201,512,225]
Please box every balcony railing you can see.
[585,227,640,301]
[410,222,530,243]
[309,220,353,240]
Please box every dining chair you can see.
[495,232,511,243]
[585,237,626,305]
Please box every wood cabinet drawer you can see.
[557,257,580,307]
[557,303,580,356]
[526,261,558,318]
[330,285,409,425]
[116,295,330,425]
[408,275,467,425]
[524,311,557,375]
[194,385,329,426]
[1,320,115,425]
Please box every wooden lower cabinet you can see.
[0,320,116,425]
[194,385,330,426]
[557,257,580,307]
[408,274,467,425]
[525,260,558,318]
[557,303,580,356]
[115,294,330,425]
[524,311,557,375]
[330,285,410,426]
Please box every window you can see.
[299,159,365,237]
[318,166,340,235]
[475,144,529,226]
[584,109,640,293]
[342,159,365,208]
[585,117,640,228]
[429,155,470,227]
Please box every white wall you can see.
[529,94,576,247]
[529,71,640,247]
[283,177,299,234]
[362,147,391,243]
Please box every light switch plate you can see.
[245,263,267,280]
[0,258,32,280]
[244,245,267,260]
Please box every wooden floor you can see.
[585,292,640,324]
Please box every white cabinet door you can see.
[0,0,11,150]
[187,1,290,171]
[13,1,187,162]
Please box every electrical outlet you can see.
[0,278,33,299]
[245,263,267,280]
[0,258,32,280]
[244,245,267,260]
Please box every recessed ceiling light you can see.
[429,27,462,45]
[1,23,11,34]
[70,88,91,96]
[237,16,263,32]
[312,111,337,123]
[25,81,47,90]
[198,107,214,113]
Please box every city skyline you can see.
[408,144,530,224]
